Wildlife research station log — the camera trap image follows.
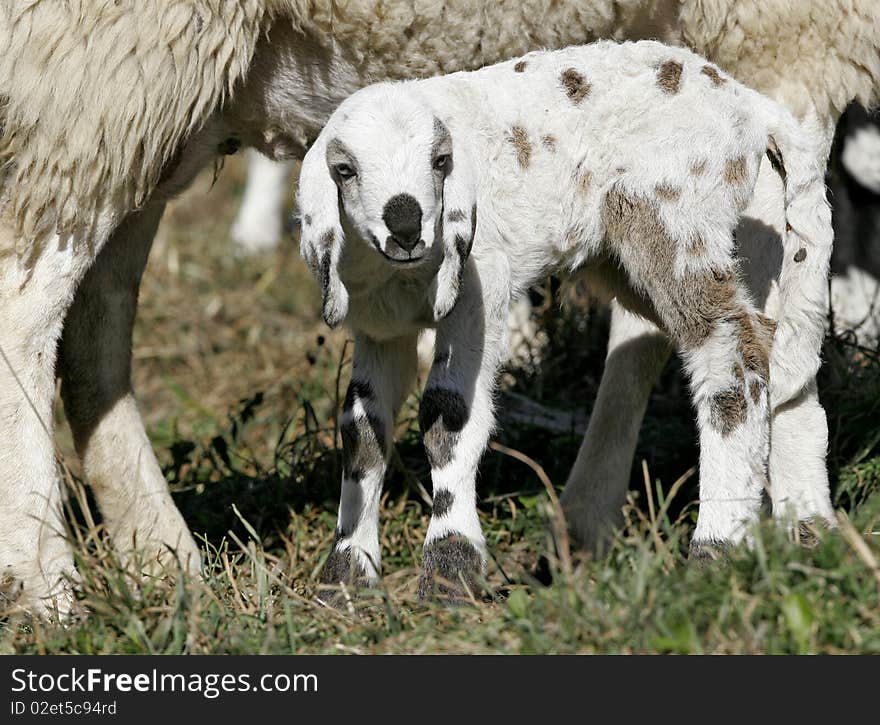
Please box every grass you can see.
[2,156,879,654]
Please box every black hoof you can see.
[688,539,730,567]
[316,542,369,608]
[417,535,484,604]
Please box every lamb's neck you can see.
[339,234,441,340]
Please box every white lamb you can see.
[298,40,832,598]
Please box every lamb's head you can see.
[298,83,478,326]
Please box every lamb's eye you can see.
[335,163,356,180]
[433,154,450,171]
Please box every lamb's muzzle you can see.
[382,193,425,260]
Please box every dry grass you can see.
[2,154,878,654]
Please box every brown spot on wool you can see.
[509,126,532,168]
[690,159,708,176]
[657,60,683,94]
[601,186,739,349]
[514,60,527,73]
[687,234,708,256]
[700,65,726,86]
[542,134,557,152]
[794,248,807,263]
[732,311,775,381]
[654,182,681,201]
[750,379,765,405]
[578,168,593,195]
[724,156,749,185]
[560,68,592,104]
[710,386,748,436]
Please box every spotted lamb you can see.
[298,40,832,598]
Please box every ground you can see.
[2,155,879,654]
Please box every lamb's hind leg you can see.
[769,381,834,540]
[318,333,417,603]
[684,307,773,555]
[561,301,671,553]
[58,204,200,576]
[0,227,91,615]
[603,185,770,554]
[737,156,834,539]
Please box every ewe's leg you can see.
[560,301,671,553]
[230,151,293,255]
[58,205,200,575]
[418,263,509,600]
[0,228,91,614]
[684,313,772,553]
[319,334,417,594]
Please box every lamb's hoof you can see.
[794,519,828,549]
[417,535,484,604]
[316,543,368,609]
[688,539,730,568]
[1,576,78,623]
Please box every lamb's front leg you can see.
[418,262,509,602]
[318,334,417,601]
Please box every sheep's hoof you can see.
[794,519,828,549]
[687,539,731,567]
[417,535,484,605]
[316,543,369,609]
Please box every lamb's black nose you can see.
[382,193,422,251]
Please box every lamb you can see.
[298,40,832,597]
[1,1,876,616]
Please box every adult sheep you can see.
[0,1,877,615]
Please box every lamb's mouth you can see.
[369,233,428,266]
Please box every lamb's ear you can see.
[431,132,478,321]
[297,135,348,328]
